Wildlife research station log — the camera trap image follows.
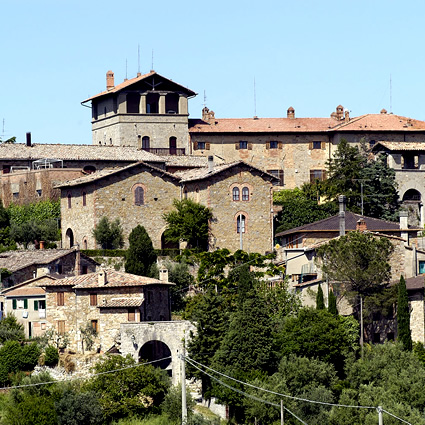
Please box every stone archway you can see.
[65,228,74,248]
[139,340,172,370]
[401,188,423,227]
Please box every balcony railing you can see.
[142,148,186,156]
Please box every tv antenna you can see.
[254,77,257,117]
[138,44,141,74]
[203,90,207,108]
[151,49,154,71]
[125,59,128,80]
[390,74,392,113]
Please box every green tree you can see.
[79,322,98,353]
[0,136,16,144]
[92,216,124,250]
[166,260,194,312]
[0,315,25,343]
[397,275,412,351]
[163,199,213,251]
[316,284,325,309]
[274,187,337,233]
[84,355,170,423]
[125,225,157,277]
[328,289,338,316]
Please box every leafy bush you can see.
[44,345,59,367]
[0,315,25,343]
[92,216,124,249]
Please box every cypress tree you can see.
[316,284,325,310]
[328,289,338,316]
[125,225,157,277]
[397,275,412,350]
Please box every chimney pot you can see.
[208,155,214,173]
[26,132,32,147]
[356,218,367,232]
[287,106,295,119]
[106,70,114,90]
[98,269,107,285]
[159,268,168,282]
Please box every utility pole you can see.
[239,213,243,250]
[281,399,284,424]
[360,295,364,359]
[181,342,187,425]
[378,405,383,425]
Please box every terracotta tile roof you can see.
[189,117,338,134]
[0,143,164,163]
[276,212,421,238]
[39,269,173,288]
[334,114,425,132]
[82,71,196,103]
[189,113,425,134]
[403,275,425,290]
[164,155,225,168]
[0,249,78,273]
[5,287,45,297]
[1,275,57,295]
[373,141,425,151]
[98,298,144,308]
[175,161,279,183]
[55,161,179,188]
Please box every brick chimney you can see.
[106,70,114,90]
[345,110,350,123]
[98,269,107,285]
[380,108,388,114]
[159,268,168,282]
[287,106,295,119]
[356,218,367,232]
[202,107,215,123]
[399,210,409,244]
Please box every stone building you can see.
[38,268,173,353]
[56,158,278,254]
[82,70,196,152]
[0,248,98,289]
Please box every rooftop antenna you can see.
[151,49,154,71]
[138,44,140,74]
[390,74,392,113]
[203,90,207,108]
[254,76,257,117]
[125,59,128,80]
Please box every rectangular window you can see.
[82,265,88,274]
[239,141,248,149]
[12,299,17,309]
[91,320,98,333]
[267,169,284,186]
[269,141,279,149]
[58,320,65,334]
[57,292,64,306]
[90,294,97,306]
[197,142,206,150]
[39,300,46,310]
[34,300,39,311]
[310,170,327,183]
[128,308,136,321]
[312,141,322,149]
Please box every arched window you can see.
[67,193,72,209]
[82,191,87,207]
[142,136,150,150]
[134,186,144,206]
[83,165,96,174]
[83,238,88,250]
[232,187,240,201]
[242,187,249,201]
[237,214,246,233]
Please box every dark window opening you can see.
[126,93,140,113]
[387,332,395,341]
[242,187,249,201]
[239,141,248,149]
[310,169,327,183]
[135,186,144,206]
[67,193,72,208]
[237,214,246,233]
[233,187,240,201]
[267,169,284,186]
[146,93,159,113]
[142,136,150,149]
[403,189,421,202]
[128,308,136,321]
[165,93,179,114]
[169,137,177,155]
[312,141,322,149]
[82,191,87,206]
[373,332,381,343]
[269,141,279,149]
[82,264,88,274]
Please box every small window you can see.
[57,292,64,306]
[232,187,240,201]
[58,320,65,334]
[135,186,144,206]
[242,187,249,201]
[39,300,46,310]
[142,136,150,150]
[12,299,17,310]
[387,332,395,341]
[310,170,326,183]
[34,300,39,311]
[67,193,72,209]
[239,141,248,150]
[373,333,381,343]
[82,192,87,207]
[197,141,206,150]
[269,141,279,149]
[82,265,88,274]
[312,141,322,149]
[36,189,42,197]
[128,308,136,321]
[237,214,246,233]
[369,140,376,148]
[91,320,98,333]
[267,169,284,186]
[56,264,63,274]
[90,294,97,306]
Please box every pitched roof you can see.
[1,275,56,295]
[0,143,164,163]
[372,141,425,152]
[189,113,425,135]
[403,275,425,290]
[4,287,45,297]
[0,249,80,273]
[175,161,279,183]
[98,298,144,308]
[39,269,173,288]
[82,71,196,103]
[276,212,421,237]
[55,161,179,189]
[164,155,225,168]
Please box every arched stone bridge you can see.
[120,320,196,385]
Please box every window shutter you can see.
[24,299,28,309]
[321,141,326,150]
[12,299,16,309]
[266,142,270,149]
[206,142,210,150]
[278,141,283,149]
[34,300,38,311]
[309,142,313,150]
[235,142,240,150]
[194,141,198,150]
[248,143,253,150]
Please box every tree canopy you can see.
[92,216,124,250]
[163,199,213,251]
[397,275,412,351]
[125,225,157,277]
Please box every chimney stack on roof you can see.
[356,218,367,232]
[98,269,107,286]
[26,132,31,147]
[345,110,350,123]
[381,108,388,114]
[287,106,295,119]
[106,70,115,90]
[202,107,215,123]
[339,195,346,236]
[159,268,168,283]
[208,155,214,173]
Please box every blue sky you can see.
[1,0,424,145]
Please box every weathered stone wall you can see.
[410,290,425,343]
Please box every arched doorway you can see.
[402,189,422,227]
[161,232,179,251]
[65,228,74,248]
[139,340,172,371]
